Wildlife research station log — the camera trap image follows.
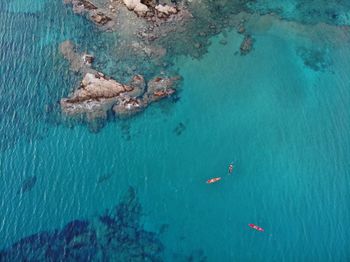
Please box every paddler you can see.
[228,163,234,174]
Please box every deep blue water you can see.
[1,0,350,261]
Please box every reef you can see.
[296,46,332,72]
[0,187,164,261]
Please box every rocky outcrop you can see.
[67,73,132,101]
[60,73,131,119]
[112,75,178,117]
[60,72,178,121]
[145,76,178,102]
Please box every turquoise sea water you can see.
[1,0,350,261]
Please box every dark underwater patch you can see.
[296,46,332,72]
[17,176,37,194]
[1,187,164,261]
[97,173,113,184]
[158,223,170,235]
[173,122,186,136]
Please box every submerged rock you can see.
[17,176,37,194]
[1,187,166,261]
[173,122,186,136]
[296,46,331,72]
[68,73,132,101]
[97,173,113,184]
[237,24,246,34]
[240,34,254,55]
[59,41,95,73]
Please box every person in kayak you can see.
[228,163,234,174]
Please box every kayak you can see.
[206,177,221,184]
[248,224,264,232]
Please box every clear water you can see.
[1,0,350,261]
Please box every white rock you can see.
[134,2,149,13]
[155,4,177,15]
[123,0,148,13]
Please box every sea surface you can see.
[1,0,350,261]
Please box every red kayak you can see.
[248,224,264,232]
[206,177,221,184]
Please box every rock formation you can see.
[145,76,178,102]
[240,35,254,55]
[60,72,133,120]
[60,70,178,121]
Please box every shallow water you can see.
[1,0,350,261]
